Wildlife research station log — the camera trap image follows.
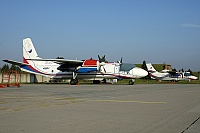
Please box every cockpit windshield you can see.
[184,73,191,76]
[120,63,136,71]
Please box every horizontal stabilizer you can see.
[3,59,29,66]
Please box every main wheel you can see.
[93,80,101,84]
[70,79,78,85]
[129,80,134,85]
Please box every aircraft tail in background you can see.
[146,63,157,72]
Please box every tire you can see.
[93,80,101,84]
[70,79,78,85]
[129,80,134,85]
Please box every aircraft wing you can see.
[168,71,178,75]
[27,58,84,65]
[3,59,30,66]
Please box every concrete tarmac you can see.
[0,84,200,133]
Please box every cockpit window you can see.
[120,63,135,71]
[184,73,191,76]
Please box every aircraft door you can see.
[114,66,119,74]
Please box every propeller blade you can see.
[98,55,107,63]
[103,67,106,73]
[98,55,101,61]
[120,57,123,64]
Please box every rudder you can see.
[146,63,157,72]
[23,38,41,60]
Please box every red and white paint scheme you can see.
[3,38,148,85]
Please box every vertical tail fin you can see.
[23,38,42,65]
[23,38,41,61]
[21,38,56,76]
[146,63,157,72]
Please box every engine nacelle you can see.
[76,59,99,73]
[82,59,99,67]
[76,67,98,73]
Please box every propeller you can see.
[98,63,106,74]
[98,55,107,73]
[117,57,123,65]
[98,55,107,63]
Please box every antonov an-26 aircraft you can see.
[3,38,148,85]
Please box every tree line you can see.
[0,64,21,73]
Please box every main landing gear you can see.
[70,72,79,85]
[129,79,135,85]
[70,78,78,85]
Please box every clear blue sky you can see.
[0,0,200,71]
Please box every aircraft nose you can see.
[131,67,148,78]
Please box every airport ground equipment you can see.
[0,71,20,88]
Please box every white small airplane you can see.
[146,63,198,81]
[3,38,148,85]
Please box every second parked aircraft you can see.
[146,63,197,81]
